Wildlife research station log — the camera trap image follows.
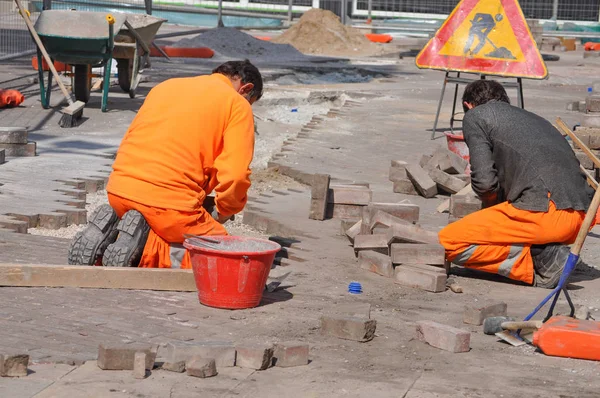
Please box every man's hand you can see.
[211,208,233,224]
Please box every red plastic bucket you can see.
[184,236,281,309]
[444,132,471,175]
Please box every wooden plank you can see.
[0,264,197,291]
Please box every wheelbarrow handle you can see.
[124,20,151,54]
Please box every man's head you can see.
[212,60,263,104]
[462,80,510,113]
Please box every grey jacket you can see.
[463,101,593,212]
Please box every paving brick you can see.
[320,316,377,342]
[162,360,186,373]
[419,154,432,168]
[367,203,420,227]
[567,101,580,112]
[235,344,274,370]
[345,220,362,244]
[133,352,147,379]
[0,127,28,144]
[340,219,360,235]
[37,212,68,229]
[449,194,482,218]
[186,357,217,378]
[575,150,594,170]
[0,354,29,377]
[0,149,4,164]
[328,185,372,205]
[164,341,236,367]
[358,250,394,278]
[428,168,468,194]
[0,142,36,157]
[392,178,419,195]
[394,265,446,292]
[576,127,600,149]
[587,97,600,113]
[309,174,330,220]
[416,321,471,353]
[454,174,471,183]
[463,302,508,325]
[386,222,440,245]
[353,234,389,256]
[391,243,445,265]
[97,343,157,370]
[428,147,468,175]
[389,161,408,181]
[327,203,364,219]
[273,342,309,367]
[405,164,437,198]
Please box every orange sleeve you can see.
[213,98,255,217]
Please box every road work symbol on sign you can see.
[416,0,547,79]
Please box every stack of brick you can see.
[343,204,448,293]
[448,189,482,223]
[389,148,470,198]
[0,127,36,157]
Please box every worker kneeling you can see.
[439,80,593,289]
[68,60,262,269]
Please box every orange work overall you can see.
[438,201,585,285]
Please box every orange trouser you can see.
[108,193,227,269]
[438,201,585,285]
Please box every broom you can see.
[14,0,85,128]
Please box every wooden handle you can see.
[14,0,73,105]
[581,165,599,189]
[501,320,543,330]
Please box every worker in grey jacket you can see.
[439,80,593,288]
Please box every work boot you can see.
[68,204,119,265]
[102,210,150,267]
[532,244,571,289]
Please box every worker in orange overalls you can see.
[68,60,262,269]
[439,80,593,289]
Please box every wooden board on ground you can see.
[0,264,197,291]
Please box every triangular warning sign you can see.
[416,0,548,79]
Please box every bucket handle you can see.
[238,256,250,293]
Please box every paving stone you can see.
[327,203,365,219]
[587,97,600,113]
[391,243,445,265]
[37,212,68,229]
[449,194,482,219]
[309,174,330,220]
[0,149,4,164]
[340,219,360,235]
[320,316,377,342]
[161,360,186,373]
[327,185,372,205]
[367,204,420,227]
[394,265,447,293]
[0,354,29,377]
[358,250,394,278]
[186,357,217,378]
[235,344,274,370]
[416,321,471,353]
[405,164,437,198]
[273,342,309,367]
[344,220,362,244]
[575,150,594,170]
[0,127,28,144]
[386,221,439,245]
[428,147,468,175]
[164,341,236,367]
[389,161,408,181]
[428,168,468,194]
[133,352,147,379]
[97,343,157,370]
[419,154,432,168]
[463,302,508,326]
[567,101,580,111]
[0,142,36,157]
[353,234,389,256]
[392,178,419,195]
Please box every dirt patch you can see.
[272,9,382,57]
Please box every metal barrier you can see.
[0,0,39,61]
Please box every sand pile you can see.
[272,9,381,57]
[173,27,310,62]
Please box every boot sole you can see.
[68,204,119,265]
[102,210,150,267]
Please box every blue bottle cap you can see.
[348,281,363,294]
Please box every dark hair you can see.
[212,60,263,101]
[462,80,510,112]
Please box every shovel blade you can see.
[495,330,527,347]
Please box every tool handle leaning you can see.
[501,320,543,331]
[14,0,74,105]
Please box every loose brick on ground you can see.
[341,219,359,235]
[392,179,419,195]
[358,250,394,278]
[133,352,147,379]
[0,149,5,164]
[394,265,447,293]
[97,343,157,370]
[391,243,445,265]
[320,316,377,342]
[0,354,29,377]
[416,321,471,353]
[235,344,274,370]
[463,302,508,325]
[428,168,468,194]
[389,161,408,182]
[273,342,309,367]
[419,154,432,168]
[354,234,389,255]
[0,127,28,144]
[328,185,372,205]
[186,357,218,378]
[0,142,36,157]
[449,194,482,219]
[309,174,330,220]
[367,204,420,228]
[428,147,468,174]
[386,222,439,245]
[327,203,364,219]
[345,220,362,244]
[162,360,186,373]
[164,341,236,367]
[587,98,600,113]
[575,150,594,170]
[405,164,437,198]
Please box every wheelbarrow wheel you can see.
[73,65,92,104]
[117,58,134,98]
